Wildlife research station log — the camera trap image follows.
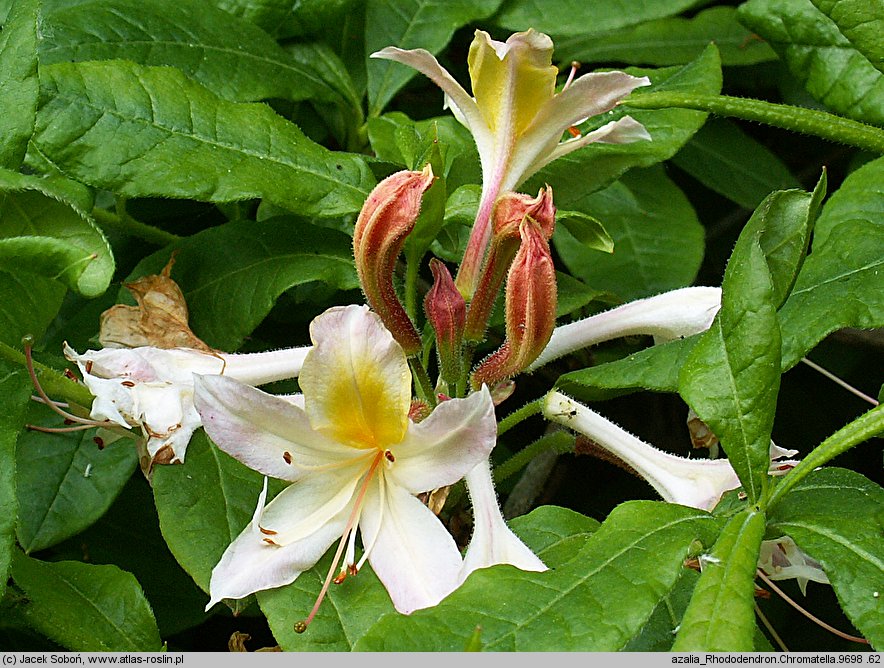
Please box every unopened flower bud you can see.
[424,259,466,385]
[353,165,435,355]
[471,217,557,389]
[464,187,556,343]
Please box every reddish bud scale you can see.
[463,187,555,343]
[424,259,466,384]
[353,165,435,355]
[471,217,557,389]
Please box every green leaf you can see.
[555,210,613,254]
[531,45,723,207]
[737,0,884,125]
[554,167,705,301]
[11,552,163,651]
[672,509,766,651]
[558,336,699,402]
[554,6,777,67]
[0,270,65,347]
[128,217,359,351]
[679,240,780,503]
[365,0,503,115]
[809,0,884,75]
[16,402,138,553]
[0,362,30,599]
[554,273,605,320]
[768,468,884,649]
[33,60,374,218]
[494,0,706,37]
[767,404,884,510]
[778,219,884,369]
[625,567,699,651]
[507,504,601,567]
[0,188,114,297]
[672,118,801,210]
[354,501,719,651]
[214,0,293,34]
[39,0,347,106]
[813,156,883,248]
[152,431,275,604]
[0,0,38,168]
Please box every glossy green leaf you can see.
[672,509,766,651]
[214,0,293,33]
[507,504,601,567]
[679,240,780,503]
[813,156,883,248]
[554,273,605,320]
[354,501,719,651]
[554,167,705,301]
[554,6,777,67]
[737,0,884,125]
[768,468,884,649]
[365,0,503,115]
[778,219,884,369]
[809,0,884,75]
[0,270,65,347]
[672,119,801,210]
[555,210,614,254]
[11,552,163,651]
[152,431,278,608]
[33,60,374,218]
[39,0,347,106]
[494,0,705,37]
[0,0,38,168]
[0,189,114,297]
[531,45,722,209]
[16,403,138,554]
[128,217,359,351]
[558,336,699,402]
[625,568,699,651]
[0,362,30,599]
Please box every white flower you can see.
[543,391,799,511]
[529,287,722,371]
[373,29,650,296]
[193,305,504,620]
[64,344,309,464]
[757,536,829,595]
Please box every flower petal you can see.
[257,466,362,546]
[360,478,463,614]
[538,115,652,172]
[388,386,497,494]
[193,374,354,482]
[529,287,721,370]
[461,459,546,580]
[206,487,347,609]
[299,305,411,450]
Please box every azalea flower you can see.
[372,29,651,296]
[529,286,722,371]
[543,391,799,511]
[64,344,309,464]
[192,304,504,621]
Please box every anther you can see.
[259,526,277,536]
[332,573,346,585]
[384,450,395,463]
[121,380,136,387]
[283,451,292,464]
[293,622,307,634]
[93,437,105,449]
[262,537,278,546]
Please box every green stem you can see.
[497,398,544,436]
[626,92,884,154]
[456,342,476,399]
[765,403,884,511]
[494,431,574,484]
[0,341,94,407]
[409,356,437,408]
[92,208,181,246]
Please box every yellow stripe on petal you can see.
[468,29,557,138]
[299,305,411,450]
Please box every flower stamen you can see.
[295,451,385,633]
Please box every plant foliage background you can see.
[0,0,882,653]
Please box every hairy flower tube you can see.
[543,392,799,511]
[193,305,512,622]
[528,286,722,371]
[471,215,557,389]
[424,258,466,386]
[64,344,309,465]
[353,165,435,355]
[373,29,651,296]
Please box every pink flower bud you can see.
[464,187,555,343]
[353,165,435,355]
[424,259,466,385]
[472,217,557,389]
